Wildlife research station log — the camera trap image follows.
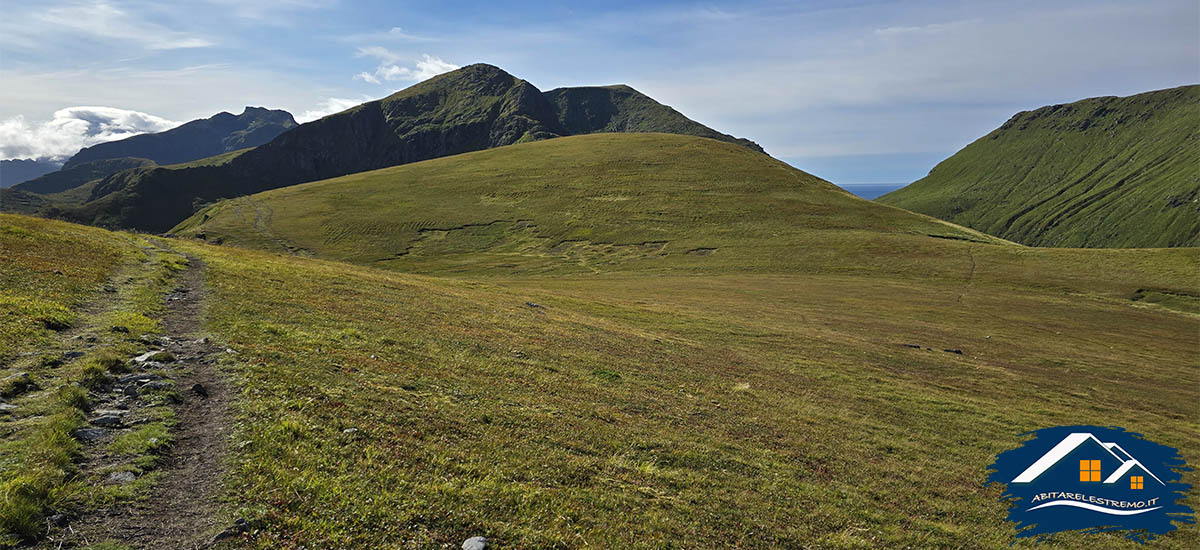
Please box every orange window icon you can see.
[1131,476,1144,490]
[1079,460,1101,482]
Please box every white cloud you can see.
[353,51,459,84]
[204,0,333,23]
[873,20,973,38]
[0,106,179,161]
[340,26,439,43]
[296,97,370,123]
[33,2,212,50]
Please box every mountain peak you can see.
[61,107,298,169]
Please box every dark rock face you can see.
[63,107,297,168]
[545,85,765,153]
[55,64,762,232]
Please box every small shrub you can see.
[56,385,90,411]
[91,351,130,374]
[78,364,111,390]
[1,372,39,398]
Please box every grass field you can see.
[169,232,1197,549]
[2,133,1198,548]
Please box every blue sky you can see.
[1,0,1196,183]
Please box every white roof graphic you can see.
[1011,432,1164,485]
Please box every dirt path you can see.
[67,254,235,549]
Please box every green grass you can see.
[4,124,1199,549]
[165,134,1196,546]
[167,231,1198,549]
[173,133,1004,274]
[0,214,187,546]
[878,85,1200,248]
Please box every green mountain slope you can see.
[878,85,1200,248]
[171,133,1006,274]
[62,107,296,168]
[12,157,155,195]
[27,64,761,232]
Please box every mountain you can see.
[12,157,155,195]
[34,64,762,232]
[0,159,60,188]
[545,85,764,152]
[63,106,296,169]
[171,132,1003,271]
[877,85,1200,248]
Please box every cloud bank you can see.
[354,51,459,84]
[296,97,371,123]
[0,106,179,161]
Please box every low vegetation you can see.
[0,214,185,546]
[2,130,1197,548]
[879,85,1200,248]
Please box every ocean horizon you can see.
[836,183,908,199]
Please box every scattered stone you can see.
[110,325,130,334]
[118,373,163,384]
[139,361,167,370]
[342,427,358,434]
[943,348,964,355]
[525,302,543,309]
[108,471,136,484]
[903,344,921,349]
[209,518,250,545]
[71,428,106,443]
[49,513,70,527]
[62,351,85,360]
[85,336,97,343]
[132,350,161,363]
[463,536,488,550]
[0,402,17,413]
[225,348,238,354]
[142,381,174,392]
[194,337,210,345]
[191,383,209,398]
[90,414,123,428]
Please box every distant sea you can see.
[836,183,907,200]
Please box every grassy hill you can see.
[172,133,1004,275]
[12,65,762,233]
[3,199,1197,548]
[878,85,1200,248]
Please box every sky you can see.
[0,0,1196,184]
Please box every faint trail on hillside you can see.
[70,249,234,549]
[250,197,311,257]
[956,245,976,305]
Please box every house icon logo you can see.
[988,425,1194,543]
